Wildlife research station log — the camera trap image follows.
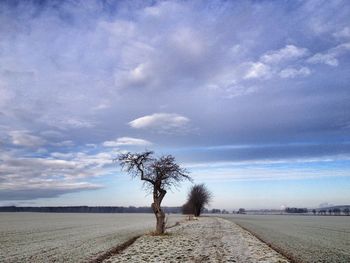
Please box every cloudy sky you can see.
[1,0,350,210]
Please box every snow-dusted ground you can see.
[106,217,289,263]
[0,213,183,263]
[221,214,350,263]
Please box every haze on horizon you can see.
[0,0,349,210]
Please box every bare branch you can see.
[117,151,155,184]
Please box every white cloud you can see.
[50,152,76,160]
[279,67,311,78]
[114,61,156,90]
[244,62,271,79]
[261,45,308,64]
[333,27,350,39]
[170,27,205,58]
[40,130,63,139]
[244,45,309,81]
[39,116,95,130]
[307,53,339,66]
[0,147,120,200]
[9,131,46,147]
[51,140,75,147]
[103,137,152,147]
[129,113,190,132]
[143,1,183,18]
[130,63,148,80]
[0,181,102,200]
[307,42,350,66]
[92,102,110,111]
[213,84,258,99]
[99,20,136,40]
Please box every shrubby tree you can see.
[343,208,350,216]
[183,184,212,217]
[118,151,191,234]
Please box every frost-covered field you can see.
[221,214,350,263]
[0,213,184,263]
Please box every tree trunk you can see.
[156,210,165,234]
[194,204,201,217]
[152,200,165,234]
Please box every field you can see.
[0,213,183,263]
[2,212,349,262]
[221,214,350,263]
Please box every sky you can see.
[0,0,350,210]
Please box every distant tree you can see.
[312,209,316,215]
[319,209,326,215]
[238,208,246,214]
[118,151,191,234]
[343,208,350,216]
[333,208,341,215]
[202,208,209,213]
[183,184,212,217]
[328,209,333,215]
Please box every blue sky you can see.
[0,0,350,209]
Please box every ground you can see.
[104,217,289,263]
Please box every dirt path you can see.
[104,217,289,263]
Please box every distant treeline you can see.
[285,206,350,215]
[285,207,308,213]
[315,207,349,216]
[0,206,182,213]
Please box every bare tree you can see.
[238,208,246,214]
[319,209,326,215]
[184,184,212,217]
[117,151,191,234]
[333,208,341,215]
